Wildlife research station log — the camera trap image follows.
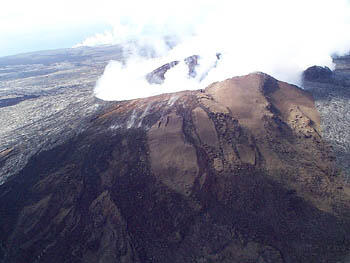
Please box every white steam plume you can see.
[79,0,350,101]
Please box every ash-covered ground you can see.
[304,56,350,183]
[0,45,126,183]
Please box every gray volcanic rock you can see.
[0,46,124,184]
[146,60,180,84]
[302,65,333,83]
[303,58,350,183]
[145,55,200,85]
[146,54,220,85]
[333,54,350,86]
[1,72,350,263]
[184,54,200,78]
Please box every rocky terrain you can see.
[0,45,126,183]
[1,59,350,262]
[303,58,350,183]
[1,46,350,262]
[333,55,350,86]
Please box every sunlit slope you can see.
[1,73,350,263]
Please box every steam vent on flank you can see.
[1,72,350,263]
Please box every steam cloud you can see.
[76,0,350,101]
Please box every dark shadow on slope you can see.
[0,95,40,108]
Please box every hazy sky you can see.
[0,0,205,57]
[2,0,350,101]
[2,0,350,58]
[0,0,111,57]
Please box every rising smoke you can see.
[76,0,350,101]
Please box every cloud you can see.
[80,0,350,101]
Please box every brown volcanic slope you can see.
[1,73,350,263]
